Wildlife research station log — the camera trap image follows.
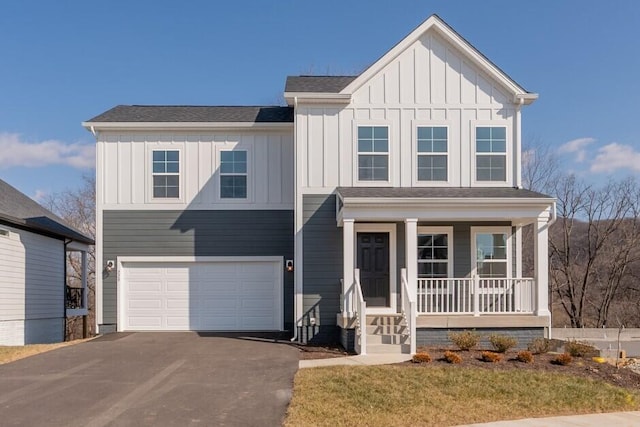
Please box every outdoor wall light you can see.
[105,260,115,271]
[286,260,294,272]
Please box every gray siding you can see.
[103,210,294,330]
[416,327,544,349]
[302,195,343,343]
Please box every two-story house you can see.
[84,15,555,354]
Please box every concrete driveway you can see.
[0,332,299,426]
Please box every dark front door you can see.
[357,232,390,307]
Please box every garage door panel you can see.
[123,260,281,331]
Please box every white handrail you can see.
[352,269,367,355]
[400,268,416,354]
[416,277,536,315]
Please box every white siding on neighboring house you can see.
[0,225,64,345]
[97,131,294,210]
[296,31,519,192]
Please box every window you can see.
[475,232,508,278]
[476,127,506,181]
[417,127,447,181]
[220,150,247,199]
[417,228,452,278]
[152,150,179,198]
[358,126,388,181]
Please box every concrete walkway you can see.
[457,411,640,426]
[300,355,640,426]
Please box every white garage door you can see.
[121,259,282,331]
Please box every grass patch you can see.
[0,340,89,365]
[285,365,639,427]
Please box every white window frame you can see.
[470,226,512,279]
[412,121,452,187]
[471,121,511,187]
[215,143,253,203]
[353,121,392,186]
[219,149,248,200]
[148,147,183,203]
[417,226,454,278]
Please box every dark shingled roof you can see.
[86,105,294,123]
[337,187,553,200]
[0,179,94,244]
[285,76,358,93]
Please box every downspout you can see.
[290,96,299,343]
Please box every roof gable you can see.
[341,15,536,104]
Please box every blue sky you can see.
[1,1,639,200]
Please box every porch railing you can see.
[351,269,366,355]
[65,286,85,310]
[417,277,535,315]
[400,268,416,354]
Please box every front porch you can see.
[335,187,555,355]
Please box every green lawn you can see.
[285,365,639,427]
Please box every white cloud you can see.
[558,137,596,163]
[32,189,48,203]
[590,143,640,173]
[0,133,95,169]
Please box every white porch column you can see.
[534,217,551,316]
[342,219,355,315]
[405,219,418,296]
[514,225,523,311]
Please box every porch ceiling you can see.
[336,187,555,225]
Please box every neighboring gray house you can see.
[0,179,93,345]
[84,15,555,354]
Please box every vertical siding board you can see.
[446,48,462,104]
[401,109,415,186]
[307,110,324,188]
[400,48,415,105]
[324,110,339,188]
[430,36,447,104]
[281,134,294,204]
[461,61,477,104]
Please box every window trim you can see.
[148,148,183,203]
[215,144,253,203]
[417,226,454,278]
[470,226,512,279]
[219,149,248,200]
[353,121,392,186]
[471,121,511,187]
[412,121,453,187]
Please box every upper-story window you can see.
[417,127,448,181]
[476,127,506,181]
[220,150,247,199]
[358,126,388,181]
[152,150,179,198]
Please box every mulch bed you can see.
[408,347,640,390]
[293,343,640,390]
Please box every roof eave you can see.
[82,121,294,131]
[341,196,555,206]
[0,214,94,245]
[284,92,352,106]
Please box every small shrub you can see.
[552,353,573,366]
[443,350,462,364]
[448,330,480,351]
[527,337,552,354]
[565,340,596,358]
[412,352,432,363]
[516,350,534,363]
[481,351,502,363]
[489,334,518,353]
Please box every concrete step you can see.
[365,315,405,326]
[366,334,409,345]
[366,324,407,335]
[366,343,411,354]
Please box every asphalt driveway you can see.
[0,332,299,426]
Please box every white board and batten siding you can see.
[97,131,294,210]
[296,31,520,192]
[0,225,64,345]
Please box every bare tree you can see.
[522,138,560,193]
[549,176,640,327]
[46,175,96,339]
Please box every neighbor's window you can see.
[358,126,389,181]
[417,233,450,278]
[417,127,448,181]
[152,150,179,198]
[475,232,508,278]
[476,127,506,181]
[220,150,247,199]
